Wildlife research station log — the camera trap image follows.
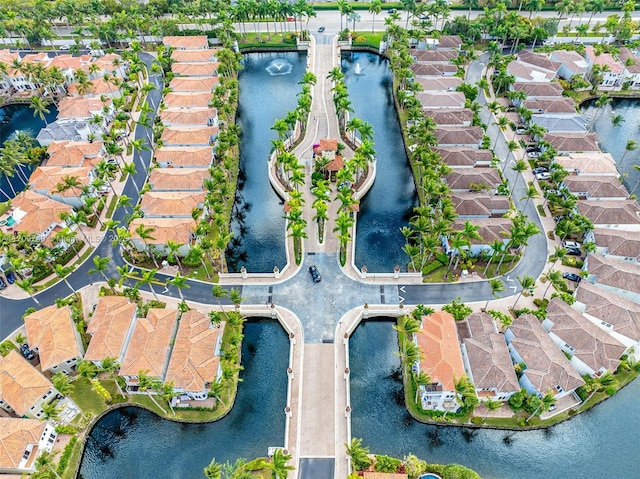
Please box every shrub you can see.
[374,455,401,473]
[57,435,78,474]
[533,298,549,308]
[422,259,444,275]
[353,35,367,43]
[55,425,77,434]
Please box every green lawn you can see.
[351,31,384,49]
[68,377,108,418]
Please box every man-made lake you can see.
[342,52,417,273]
[350,319,640,479]
[0,103,57,201]
[582,98,640,196]
[78,319,288,479]
[225,52,307,273]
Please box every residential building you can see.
[29,166,94,208]
[0,351,58,419]
[412,49,458,63]
[37,121,94,146]
[543,298,626,376]
[129,218,197,256]
[164,92,213,109]
[416,91,465,109]
[24,305,84,375]
[523,98,578,115]
[5,190,73,247]
[68,77,121,98]
[160,107,218,128]
[445,217,511,256]
[543,132,600,154]
[444,168,501,192]
[160,126,218,147]
[435,147,493,168]
[410,63,458,76]
[619,47,640,89]
[46,140,104,168]
[563,175,629,200]
[168,77,219,93]
[414,311,467,412]
[585,227,640,261]
[165,310,225,400]
[148,168,209,192]
[584,253,640,300]
[549,50,590,80]
[577,199,640,230]
[413,76,462,92]
[505,313,585,399]
[423,108,473,126]
[585,46,625,88]
[138,191,206,218]
[451,192,510,218]
[554,152,619,176]
[163,35,209,50]
[518,51,561,75]
[171,62,219,77]
[460,312,520,401]
[511,82,564,106]
[507,60,557,83]
[0,418,57,474]
[155,146,215,168]
[120,309,179,391]
[529,115,588,133]
[170,49,219,63]
[435,126,483,148]
[436,35,463,50]
[84,296,138,366]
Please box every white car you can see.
[59,45,70,50]
[535,172,551,180]
[563,240,580,249]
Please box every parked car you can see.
[19,344,35,360]
[526,146,541,153]
[566,247,582,256]
[0,277,5,290]
[308,265,321,283]
[563,272,582,283]
[318,26,325,32]
[515,127,527,135]
[5,271,14,284]
[59,44,70,50]
[533,167,549,175]
[535,172,551,180]
[528,151,541,159]
[563,240,580,249]
[387,8,397,13]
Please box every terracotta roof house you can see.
[563,176,629,200]
[168,76,219,93]
[46,140,104,168]
[148,168,209,191]
[129,218,197,257]
[155,146,214,168]
[5,190,73,246]
[550,50,591,80]
[435,147,493,168]
[413,76,463,92]
[523,98,577,115]
[512,81,564,99]
[543,132,600,154]
[435,126,483,148]
[461,312,520,401]
[505,313,585,398]
[574,281,640,343]
[362,473,408,479]
[585,45,625,88]
[423,108,473,126]
[57,97,112,123]
[413,49,458,62]
[68,76,121,98]
[85,296,138,366]
[451,191,510,218]
[543,298,626,376]
[416,91,465,109]
[160,107,218,127]
[0,418,58,474]
[410,63,458,76]
[29,166,93,208]
[577,199,640,230]
[444,168,501,192]
[171,62,219,77]
[507,60,557,83]
[0,351,58,419]
[619,47,640,89]
[586,227,640,261]
[437,35,463,50]
[170,49,218,63]
[24,305,84,375]
[518,51,562,74]
[585,253,640,298]
[120,309,179,390]
[160,126,218,147]
[554,152,618,176]
[163,35,209,50]
[164,92,212,109]
[138,191,206,218]
[165,310,225,400]
[414,311,467,411]
[446,217,511,256]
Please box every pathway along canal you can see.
[0,104,57,201]
[225,52,307,273]
[342,51,418,273]
[78,319,288,479]
[350,319,640,479]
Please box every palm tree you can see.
[482,398,502,420]
[100,356,125,397]
[203,458,222,479]
[167,273,190,307]
[51,372,74,396]
[485,278,505,310]
[41,401,61,422]
[30,96,51,125]
[134,223,159,268]
[76,359,99,379]
[137,370,167,414]
[122,161,140,194]
[268,448,294,479]
[580,371,619,408]
[212,284,229,313]
[542,269,565,299]
[526,391,555,422]
[16,278,42,308]
[345,437,372,472]
[520,184,539,209]
[137,269,162,302]
[229,288,244,308]
[512,275,535,309]
[54,264,76,295]
[510,159,528,196]
[620,139,638,168]
[33,451,61,479]
[89,255,115,292]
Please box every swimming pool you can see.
[0,216,15,227]
[418,474,442,479]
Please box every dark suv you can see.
[19,344,36,360]
[308,265,321,283]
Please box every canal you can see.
[78,319,288,478]
[225,52,307,273]
[582,98,640,196]
[349,319,640,479]
[342,51,418,273]
[0,103,57,201]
